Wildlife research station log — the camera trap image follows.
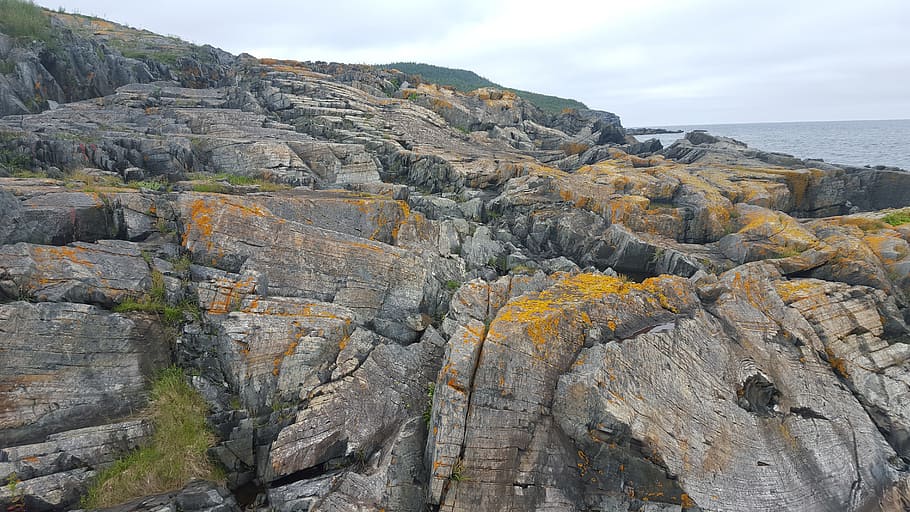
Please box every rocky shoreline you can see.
[626,127,683,135]
[1,7,909,512]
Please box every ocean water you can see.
[638,119,910,170]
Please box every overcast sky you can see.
[36,0,910,127]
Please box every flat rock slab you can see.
[0,239,150,306]
[0,302,170,446]
[0,419,152,481]
[0,187,124,246]
[177,193,425,326]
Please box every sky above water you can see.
[37,0,910,127]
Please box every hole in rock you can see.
[736,373,780,416]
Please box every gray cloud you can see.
[36,0,910,126]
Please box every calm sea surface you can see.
[639,119,910,170]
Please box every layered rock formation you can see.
[1,6,909,512]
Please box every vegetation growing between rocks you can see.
[189,173,291,193]
[81,366,223,508]
[0,0,52,43]
[882,209,910,227]
[113,270,199,325]
[0,146,31,174]
[422,382,435,425]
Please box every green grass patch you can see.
[113,270,199,325]
[190,182,231,194]
[64,170,125,189]
[81,366,223,508]
[882,209,910,227]
[422,382,435,426]
[212,173,256,185]
[10,169,46,178]
[123,180,167,191]
[0,148,31,173]
[169,254,192,273]
[0,0,53,43]
[191,173,291,194]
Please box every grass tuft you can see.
[450,457,468,482]
[422,382,435,426]
[113,270,199,325]
[81,366,222,508]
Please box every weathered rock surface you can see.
[177,193,425,332]
[90,479,240,512]
[1,7,909,512]
[267,328,445,479]
[0,239,150,305]
[0,301,170,446]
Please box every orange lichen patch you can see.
[524,162,570,180]
[257,58,314,75]
[446,376,466,393]
[735,208,818,252]
[754,167,815,207]
[431,98,453,110]
[464,323,486,342]
[825,347,850,379]
[338,334,351,351]
[469,87,518,107]
[774,279,824,304]
[32,245,94,267]
[206,275,257,314]
[494,273,689,351]
[182,198,215,247]
[862,230,908,265]
[730,271,770,310]
[576,450,591,477]
[680,494,696,508]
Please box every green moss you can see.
[81,366,223,508]
[445,279,460,291]
[0,58,15,74]
[882,209,910,227]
